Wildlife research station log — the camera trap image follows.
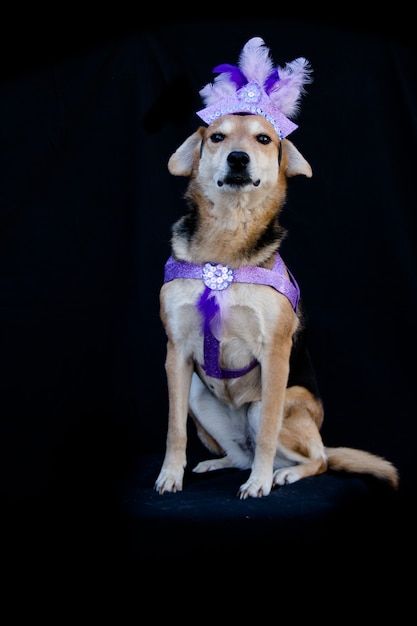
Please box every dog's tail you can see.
[325,447,399,489]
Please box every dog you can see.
[154,112,399,499]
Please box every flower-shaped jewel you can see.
[202,263,234,290]
[238,81,263,104]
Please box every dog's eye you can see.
[256,134,272,145]
[210,133,225,143]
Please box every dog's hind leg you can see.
[193,454,245,473]
[189,373,253,472]
[272,385,328,486]
[273,455,327,486]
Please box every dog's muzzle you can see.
[218,150,260,187]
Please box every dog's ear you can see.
[282,139,312,178]
[168,127,206,176]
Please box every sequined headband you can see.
[196,36,312,139]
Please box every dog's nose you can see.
[227,151,249,172]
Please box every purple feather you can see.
[212,63,247,89]
[197,287,219,333]
[264,69,280,94]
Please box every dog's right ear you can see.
[168,127,206,176]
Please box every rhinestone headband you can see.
[196,36,312,139]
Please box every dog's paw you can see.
[238,476,272,499]
[272,467,301,486]
[154,468,184,494]
[192,457,233,473]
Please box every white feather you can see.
[270,58,313,117]
[238,37,274,84]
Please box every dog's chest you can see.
[161,279,285,361]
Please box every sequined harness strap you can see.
[163,252,300,379]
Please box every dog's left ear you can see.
[282,139,312,178]
[168,127,206,177]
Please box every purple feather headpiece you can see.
[196,37,312,139]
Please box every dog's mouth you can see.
[218,175,261,188]
[217,151,261,188]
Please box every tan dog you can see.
[155,113,399,498]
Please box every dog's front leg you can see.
[238,335,292,499]
[154,339,193,494]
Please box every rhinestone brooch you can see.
[202,263,234,290]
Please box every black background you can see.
[1,10,416,609]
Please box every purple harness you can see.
[164,252,300,379]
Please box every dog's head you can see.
[168,114,312,205]
[168,113,313,264]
